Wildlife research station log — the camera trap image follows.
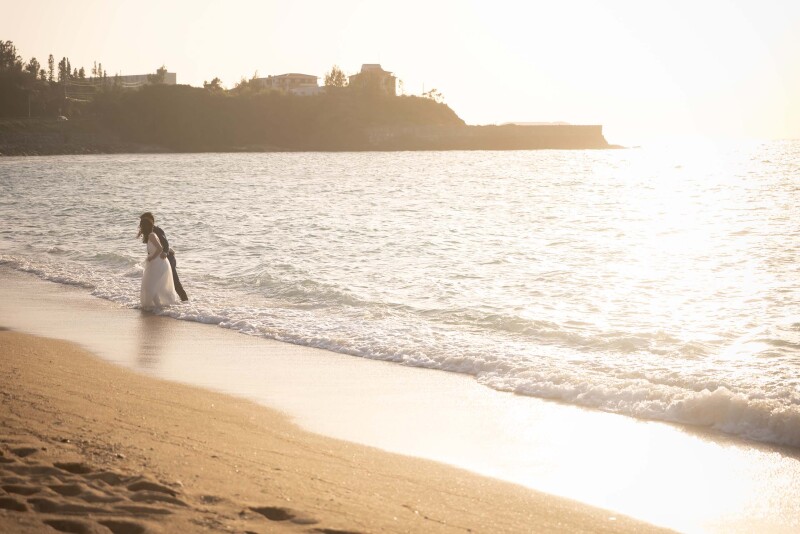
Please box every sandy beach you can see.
[3,265,800,533]
[0,327,666,533]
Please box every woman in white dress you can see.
[139,217,178,309]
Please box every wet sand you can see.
[4,267,800,533]
[0,329,662,533]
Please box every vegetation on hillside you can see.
[1,39,464,151]
[92,84,464,151]
[0,40,117,120]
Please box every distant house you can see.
[254,73,322,96]
[348,64,396,96]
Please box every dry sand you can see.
[0,329,668,533]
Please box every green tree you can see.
[48,54,55,82]
[423,88,444,104]
[231,72,275,96]
[324,65,347,88]
[78,67,85,79]
[203,77,223,91]
[0,41,22,72]
[57,57,69,82]
[26,57,40,78]
[0,40,46,118]
[232,76,249,91]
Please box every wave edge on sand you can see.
[0,330,663,534]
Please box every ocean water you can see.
[1,141,799,450]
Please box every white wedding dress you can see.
[141,236,178,309]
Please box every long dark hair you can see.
[140,218,154,243]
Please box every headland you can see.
[0,86,610,155]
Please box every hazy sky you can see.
[3,0,798,143]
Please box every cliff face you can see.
[365,124,609,150]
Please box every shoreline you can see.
[0,329,662,533]
[1,147,623,157]
[2,267,800,532]
[0,118,612,156]
[0,144,621,157]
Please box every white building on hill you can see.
[254,73,322,96]
[109,72,178,86]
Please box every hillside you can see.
[1,84,608,155]
[91,84,466,152]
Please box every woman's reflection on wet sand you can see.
[136,311,170,370]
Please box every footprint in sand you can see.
[0,495,30,512]
[44,518,119,534]
[2,438,365,534]
[249,505,367,533]
[2,483,41,496]
[97,519,150,534]
[0,442,176,534]
[9,446,41,458]
[250,505,321,525]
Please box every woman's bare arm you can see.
[147,233,163,262]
